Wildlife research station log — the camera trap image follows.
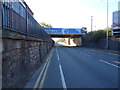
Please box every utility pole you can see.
[91,16,93,32]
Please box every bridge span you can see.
[44,28,87,46]
[44,28,86,38]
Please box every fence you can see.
[1,0,51,41]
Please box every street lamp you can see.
[106,0,109,49]
[91,16,93,32]
[101,0,109,49]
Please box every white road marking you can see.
[90,50,96,52]
[56,48,60,61]
[56,48,67,89]
[90,50,118,60]
[79,52,92,57]
[100,60,120,68]
[109,57,117,60]
[59,64,67,89]
[90,49,119,56]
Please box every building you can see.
[112,10,120,37]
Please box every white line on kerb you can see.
[100,60,120,68]
[56,48,67,89]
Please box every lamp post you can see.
[91,16,93,32]
[106,0,109,49]
[101,0,109,49]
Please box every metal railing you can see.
[1,1,52,41]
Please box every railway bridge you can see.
[44,28,86,46]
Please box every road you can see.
[25,47,119,88]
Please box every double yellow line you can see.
[33,48,54,90]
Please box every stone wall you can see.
[2,29,54,88]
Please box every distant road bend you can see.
[25,47,119,88]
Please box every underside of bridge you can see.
[50,34,83,47]
[44,28,86,46]
[49,34,83,38]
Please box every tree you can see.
[83,28,112,42]
[40,22,53,28]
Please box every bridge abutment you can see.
[63,37,82,46]
[73,37,82,46]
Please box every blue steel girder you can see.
[44,28,85,37]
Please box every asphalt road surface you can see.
[25,47,119,88]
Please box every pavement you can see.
[24,47,120,88]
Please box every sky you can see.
[25,0,119,32]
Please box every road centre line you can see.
[100,60,120,68]
[56,48,60,61]
[90,50,118,60]
[33,48,54,89]
[90,50,119,60]
[109,57,118,60]
[79,52,92,57]
[56,48,67,89]
[90,49,119,56]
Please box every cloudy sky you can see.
[25,0,119,31]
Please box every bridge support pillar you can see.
[62,37,82,46]
[64,38,70,45]
[73,37,82,46]
[68,38,71,45]
[65,38,77,46]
